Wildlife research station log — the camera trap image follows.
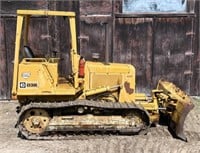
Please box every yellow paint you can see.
[12,15,24,99]
[83,61,136,102]
[12,10,193,131]
[17,58,79,95]
[17,10,75,17]
[156,80,194,128]
[12,10,160,123]
[12,10,81,98]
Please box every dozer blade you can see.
[156,80,194,141]
[168,98,194,141]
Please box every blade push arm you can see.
[154,80,194,141]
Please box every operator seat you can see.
[24,46,35,58]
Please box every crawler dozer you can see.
[12,10,194,141]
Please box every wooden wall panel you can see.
[79,21,111,62]
[191,1,200,95]
[114,18,153,93]
[53,16,72,77]
[3,18,16,99]
[1,1,48,15]
[80,1,112,15]
[0,18,8,99]
[46,1,76,76]
[153,18,194,94]
[28,18,49,56]
[79,1,112,62]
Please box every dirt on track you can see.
[0,98,200,153]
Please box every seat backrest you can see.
[24,46,35,58]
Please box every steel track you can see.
[17,100,150,140]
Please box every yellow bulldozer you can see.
[12,10,194,141]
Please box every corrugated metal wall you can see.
[0,0,199,99]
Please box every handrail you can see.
[42,64,54,85]
[22,58,47,63]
